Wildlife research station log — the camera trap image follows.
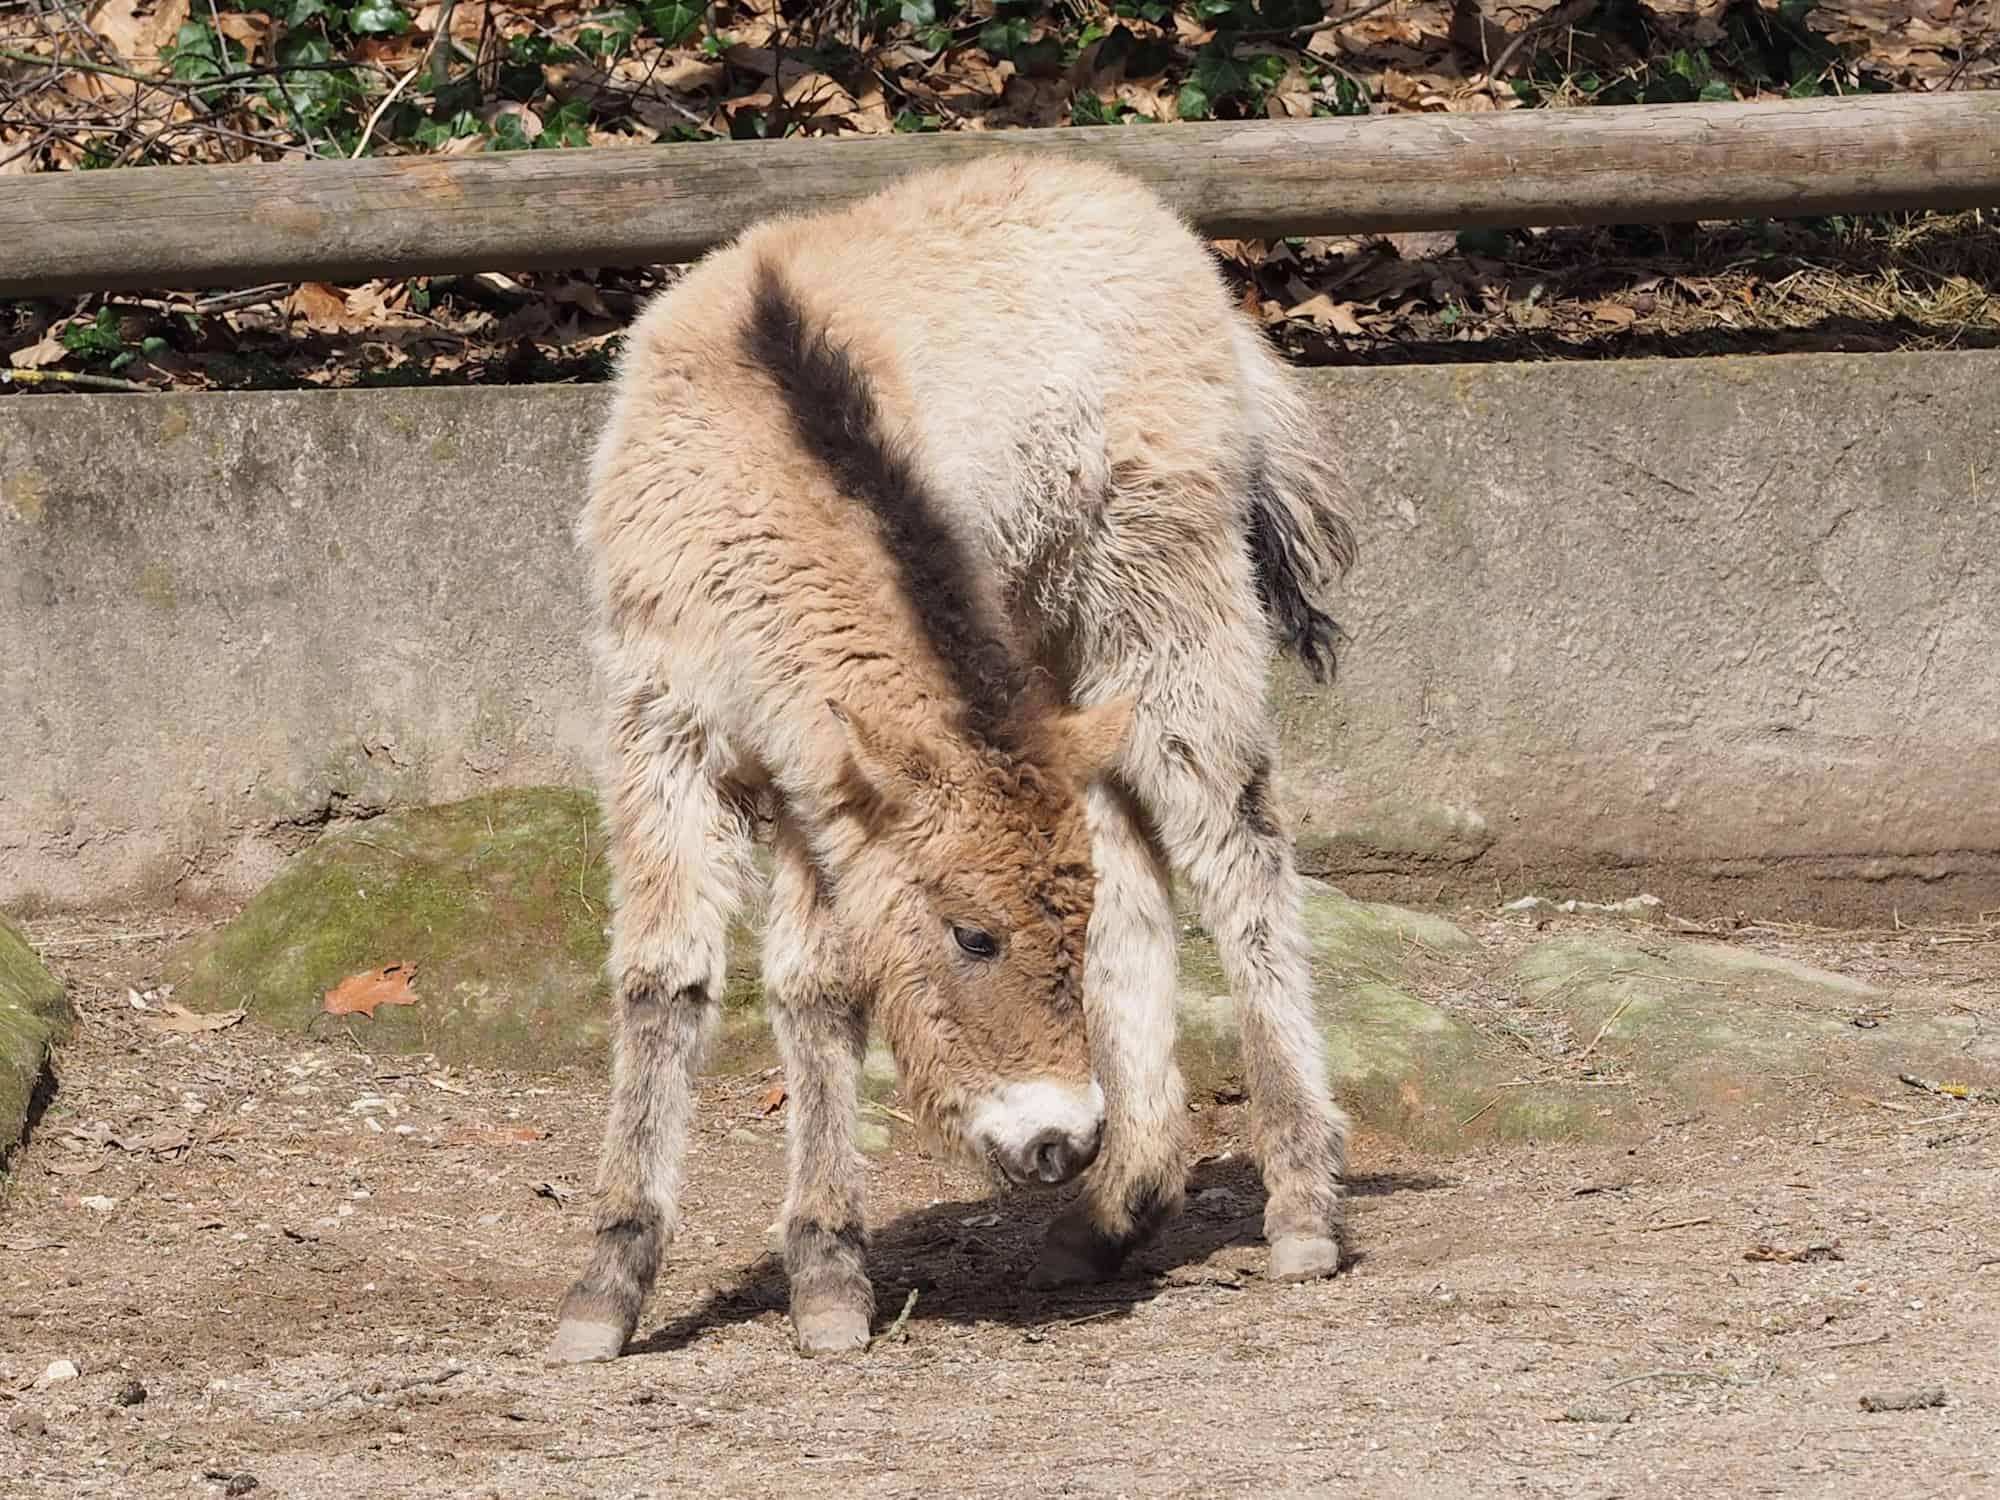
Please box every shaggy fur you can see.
[551,155,1359,1362]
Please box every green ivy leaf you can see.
[163,22,237,84]
[349,0,412,35]
[487,113,536,151]
[1193,49,1248,102]
[61,308,125,359]
[641,1,703,45]
[978,17,1033,57]
[1176,81,1212,120]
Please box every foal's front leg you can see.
[549,694,757,1363]
[765,818,875,1354]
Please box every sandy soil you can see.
[3,907,1996,1500]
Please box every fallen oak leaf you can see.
[1591,302,1638,328]
[755,1082,788,1115]
[1286,293,1366,336]
[288,282,353,333]
[323,963,420,1020]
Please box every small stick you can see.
[869,1287,919,1349]
[300,1363,464,1410]
[1578,995,1638,1062]
[352,18,449,158]
[194,285,291,315]
[1859,1388,1946,1412]
[1642,1216,1713,1232]
[1608,1368,1753,1388]
[1458,1096,1500,1128]
[2,368,153,393]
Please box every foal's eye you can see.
[952,925,1001,960]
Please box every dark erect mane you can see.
[742,260,1038,756]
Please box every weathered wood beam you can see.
[3,93,1996,296]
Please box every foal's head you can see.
[827,697,1133,1188]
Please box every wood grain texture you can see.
[3,94,1997,295]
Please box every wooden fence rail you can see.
[2,92,1997,297]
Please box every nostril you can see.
[1033,1136,1066,1184]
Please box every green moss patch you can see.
[1515,935,1999,1109]
[170,788,760,1071]
[1,914,73,1166]
[1178,882,1611,1148]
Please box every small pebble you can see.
[224,1474,260,1497]
[79,1195,117,1214]
[115,1378,148,1407]
[41,1359,81,1386]
[7,1407,47,1437]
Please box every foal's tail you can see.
[1234,326,1360,684]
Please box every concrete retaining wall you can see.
[5,352,1998,919]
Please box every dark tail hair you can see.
[1235,331,1359,685]
[1246,476,1346,683]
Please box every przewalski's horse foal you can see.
[551,155,1358,1363]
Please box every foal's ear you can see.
[1054,694,1136,787]
[827,699,935,814]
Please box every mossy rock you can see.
[170,788,762,1071]
[172,793,1616,1144]
[1514,936,2000,1111]
[1,914,74,1168]
[1176,881,1614,1148]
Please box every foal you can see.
[552,155,1358,1361]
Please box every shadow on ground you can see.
[629,1156,1454,1356]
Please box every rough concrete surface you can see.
[6,351,1999,918]
[0,912,71,1165]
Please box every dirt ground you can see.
[3,904,1996,1500]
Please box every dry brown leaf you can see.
[1745,1241,1843,1264]
[547,280,611,319]
[289,282,353,333]
[86,0,191,67]
[212,11,270,53]
[46,1156,107,1177]
[1115,79,1178,122]
[9,331,71,370]
[119,1126,193,1157]
[1591,302,1638,328]
[140,1002,246,1034]
[323,962,420,1019]
[756,1082,788,1115]
[450,1125,544,1145]
[1287,294,1367,336]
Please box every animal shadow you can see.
[630,1156,1452,1356]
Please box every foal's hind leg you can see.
[1132,625,1349,1280]
[764,812,875,1354]
[549,689,757,1364]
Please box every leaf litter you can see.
[4,1,1995,390]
